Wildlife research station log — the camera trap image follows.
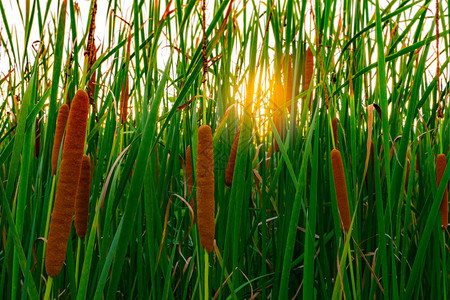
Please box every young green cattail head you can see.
[75,155,91,239]
[51,104,70,175]
[436,154,448,230]
[331,149,351,232]
[46,89,89,277]
[196,125,215,253]
[225,125,241,187]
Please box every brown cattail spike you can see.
[75,155,91,239]
[46,89,89,277]
[331,149,351,232]
[225,125,241,187]
[85,0,97,105]
[51,104,70,175]
[436,154,448,230]
[196,125,215,252]
[332,117,339,150]
[186,145,194,206]
[120,76,129,125]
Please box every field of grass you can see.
[0,0,449,298]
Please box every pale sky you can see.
[0,0,447,113]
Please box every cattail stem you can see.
[436,154,448,230]
[204,251,209,300]
[46,89,89,277]
[196,125,215,252]
[331,149,351,232]
[43,276,53,300]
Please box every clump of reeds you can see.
[225,125,241,187]
[436,154,448,230]
[196,125,215,252]
[46,89,89,277]
[331,149,351,232]
[75,154,91,239]
[51,104,70,175]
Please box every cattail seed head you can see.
[225,125,241,187]
[436,154,448,230]
[196,125,215,252]
[120,77,129,125]
[75,155,91,239]
[51,104,70,175]
[46,89,89,277]
[331,149,351,232]
[332,117,339,150]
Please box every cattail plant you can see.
[332,117,339,150]
[75,154,91,239]
[85,0,97,105]
[46,89,89,277]
[304,47,314,109]
[120,76,129,125]
[225,125,241,187]
[51,104,70,175]
[331,149,351,232]
[271,66,285,152]
[196,125,215,252]
[436,154,448,230]
[186,145,194,206]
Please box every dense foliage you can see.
[0,0,449,298]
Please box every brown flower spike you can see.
[196,125,215,252]
[46,89,89,277]
[331,149,351,232]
